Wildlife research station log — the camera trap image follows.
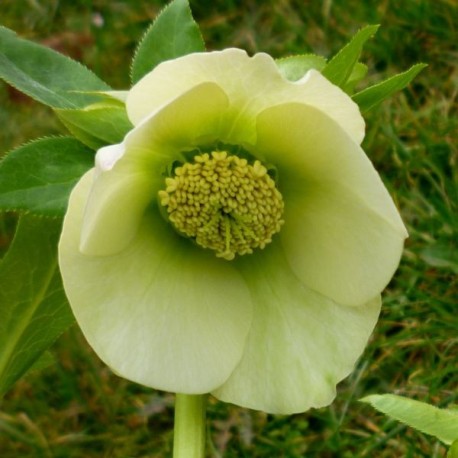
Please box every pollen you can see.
[158,151,284,260]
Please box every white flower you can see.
[59,49,407,414]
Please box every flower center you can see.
[158,151,284,260]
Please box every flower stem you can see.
[173,393,207,458]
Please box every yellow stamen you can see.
[159,151,284,260]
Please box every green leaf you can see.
[131,0,205,84]
[352,63,427,112]
[420,242,458,274]
[322,24,379,87]
[75,90,130,106]
[361,394,458,445]
[276,54,327,81]
[343,62,368,94]
[0,215,74,397]
[448,439,458,458]
[27,351,56,374]
[0,137,94,216]
[55,103,133,149]
[0,26,110,108]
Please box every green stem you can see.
[173,393,207,458]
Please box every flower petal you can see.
[80,154,155,256]
[59,171,253,394]
[124,81,229,159]
[255,102,407,306]
[95,143,125,172]
[127,49,364,144]
[296,69,365,143]
[212,245,381,414]
[80,82,229,256]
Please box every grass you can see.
[0,0,457,456]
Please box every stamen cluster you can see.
[159,151,284,260]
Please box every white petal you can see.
[213,245,381,414]
[80,82,229,256]
[296,69,365,143]
[59,171,253,394]
[255,102,407,306]
[79,158,156,256]
[127,49,364,144]
[124,82,228,157]
[95,143,125,173]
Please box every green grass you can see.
[0,0,457,456]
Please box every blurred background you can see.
[0,0,457,456]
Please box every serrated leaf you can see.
[55,103,133,149]
[0,215,74,397]
[361,394,458,445]
[56,119,106,151]
[448,439,458,458]
[27,351,55,374]
[352,63,427,112]
[97,90,129,104]
[131,0,205,84]
[0,137,94,216]
[70,90,129,105]
[0,26,110,108]
[322,25,379,87]
[343,62,368,94]
[420,242,458,274]
[276,54,327,81]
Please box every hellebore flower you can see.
[59,49,407,414]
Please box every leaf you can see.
[361,394,458,445]
[0,137,94,216]
[322,25,379,87]
[0,26,110,108]
[420,242,458,274]
[0,215,74,397]
[70,90,129,105]
[100,91,128,103]
[27,351,56,374]
[352,63,427,112]
[54,120,106,151]
[448,439,458,458]
[276,54,327,82]
[55,103,133,149]
[131,0,205,84]
[343,62,368,94]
